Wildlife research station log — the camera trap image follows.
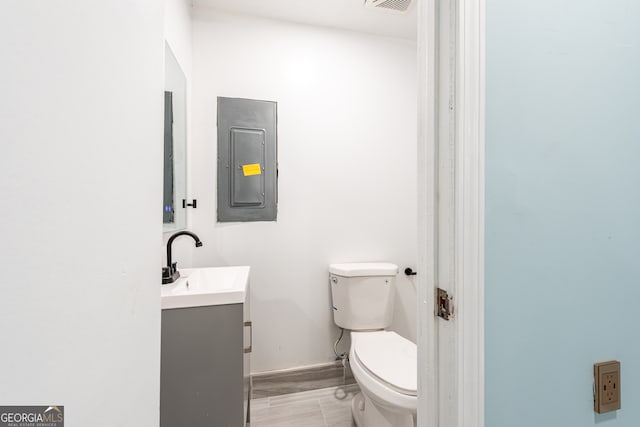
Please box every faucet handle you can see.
[162,262,181,285]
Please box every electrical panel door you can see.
[218,97,277,222]
[230,127,265,207]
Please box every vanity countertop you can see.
[161,266,250,310]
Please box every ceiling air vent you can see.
[364,0,412,13]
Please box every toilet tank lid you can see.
[329,263,398,277]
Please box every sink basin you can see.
[161,266,250,310]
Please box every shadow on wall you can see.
[250,292,340,373]
[393,275,417,343]
[325,276,353,359]
[594,412,616,424]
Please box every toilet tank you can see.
[329,262,398,331]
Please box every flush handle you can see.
[244,321,253,354]
[404,267,417,276]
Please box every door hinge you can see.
[436,288,454,320]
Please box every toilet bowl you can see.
[328,262,417,427]
[349,331,417,427]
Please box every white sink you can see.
[161,266,250,310]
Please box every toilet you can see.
[329,262,417,427]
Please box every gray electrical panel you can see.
[218,97,277,222]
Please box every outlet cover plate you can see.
[594,360,621,414]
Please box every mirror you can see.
[163,42,187,232]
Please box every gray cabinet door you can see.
[161,304,244,427]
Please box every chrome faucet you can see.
[162,231,203,284]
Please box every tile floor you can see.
[250,384,359,427]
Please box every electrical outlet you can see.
[594,361,621,414]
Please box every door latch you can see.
[436,288,454,320]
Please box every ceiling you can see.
[192,0,417,40]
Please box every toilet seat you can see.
[353,331,417,396]
[349,331,417,415]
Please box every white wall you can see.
[0,1,163,425]
[189,10,418,373]
[165,0,193,79]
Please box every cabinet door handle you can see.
[244,321,252,354]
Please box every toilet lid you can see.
[354,331,417,396]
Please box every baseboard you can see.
[251,360,356,399]
[252,360,345,377]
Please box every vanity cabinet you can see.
[161,287,251,426]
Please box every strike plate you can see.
[436,288,454,320]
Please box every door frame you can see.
[417,0,485,426]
